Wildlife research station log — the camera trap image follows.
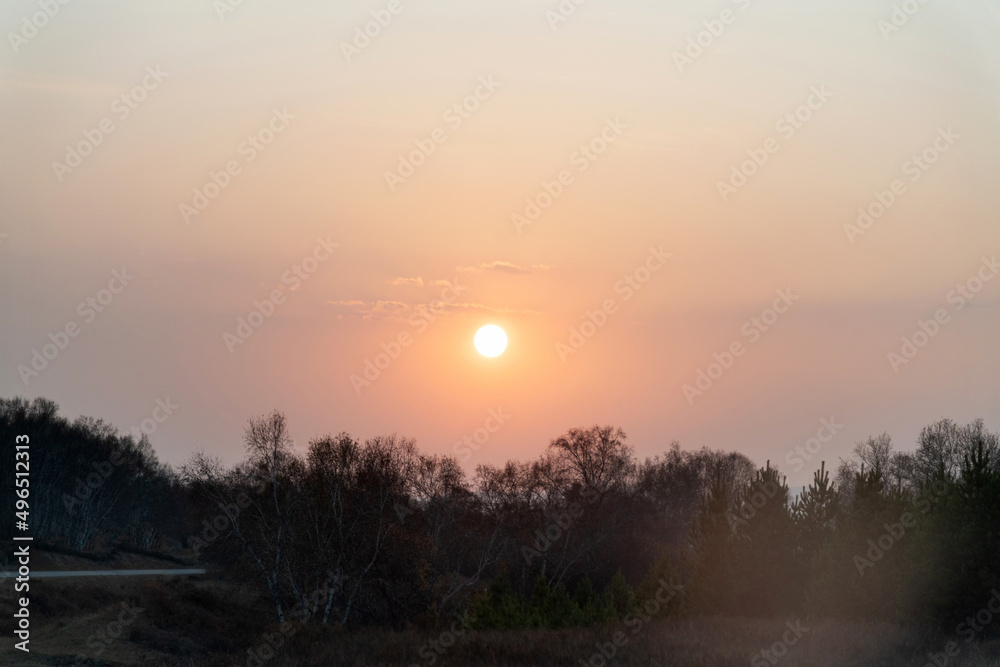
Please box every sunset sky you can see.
[2,0,999,484]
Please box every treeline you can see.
[2,397,999,632]
[0,397,183,551]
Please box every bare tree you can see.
[914,419,1000,483]
[546,425,634,496]
[836,433,893,504]
[183,411,303,622]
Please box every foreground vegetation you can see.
[2,397,1000,664]
[1,569,999,666]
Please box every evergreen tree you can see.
[600,569,636,621]
[793,462,840,561]
[543,582,582,629]
[688,472,737,613]
[729,462,798,615]
[909,440,1000,626]
[527,574,552,628]
[806,461,907,620]
[634,554,685,619]
[473,576,526,629]
[573,576,600,626]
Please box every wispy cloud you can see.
[387,276,424,286]
[456,261,555,275]
[328,300,409,321]
[443,302,540,315]
[327,299,536,321]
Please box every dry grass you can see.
[250,618,1000,667]
[3,574,1000,666]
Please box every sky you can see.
[1,0,999,485]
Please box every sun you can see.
[474,325,508,358]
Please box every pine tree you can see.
[688,471,736,613]
[793,461,840,559]
[807,460,902,620]
[544,582,581,629]
[527,574,552,628]
[573,576,600,626]
[599,569,635,621]
[729,462,798,615]
[634,554,684,619]
[472,576,525,629]
[852,462,885,515]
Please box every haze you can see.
[2,0,999,484]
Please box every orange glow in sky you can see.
[2,0,1000,484]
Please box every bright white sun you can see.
[474,325,508,358]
